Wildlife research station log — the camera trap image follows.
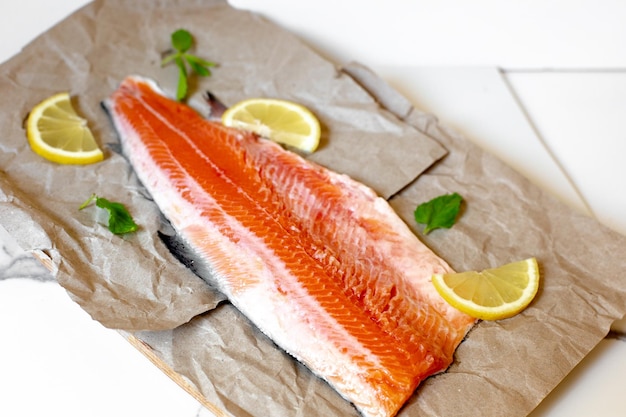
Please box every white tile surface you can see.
[4,0,626,69]
[230,0,626,69]
[0,277,205,417]
[371,66,590,215]
[505,71,626,334]
[505,71,626,237]
[529,337,626,417]
[0,0,87,63]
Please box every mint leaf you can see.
[174,56,188,101]
[414,192,463,234]
[95,197,139,235]
[184,54,217,69]
[80,194,138,235]
[184,54,215,76]
[160,53,177,66]
[161,29,217,101]
[171,29,193,53]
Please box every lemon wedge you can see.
[26,92,104,165]
[222,98,321,152]
[432,258,540,321]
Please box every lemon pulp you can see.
[26,92,103,165]
[222,98,321,153]
[432,258,540,321]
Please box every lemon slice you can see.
[432,258,540,321]
[26,92,103,165]
[222,98,321,152]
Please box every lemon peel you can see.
[26,92,103,165]
[222,98,321,153]
[432,258,540,321]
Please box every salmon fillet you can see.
[104,76,475,417]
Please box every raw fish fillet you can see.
[104,76,476,417]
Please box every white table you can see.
[1,1,625,416]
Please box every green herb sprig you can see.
[414,192,463,235]
[80,194,139,235]
[161,29,216,101]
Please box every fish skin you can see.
[104,76,475,417]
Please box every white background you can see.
[1,1,625,417]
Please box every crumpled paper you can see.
[0,0,445,330]
[1,0,626,416]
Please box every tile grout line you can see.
[496,68,597,218]
[500,67,626,74]
[497,68,626,338]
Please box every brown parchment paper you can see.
[1,1,626,416]
[0,0,445,330]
